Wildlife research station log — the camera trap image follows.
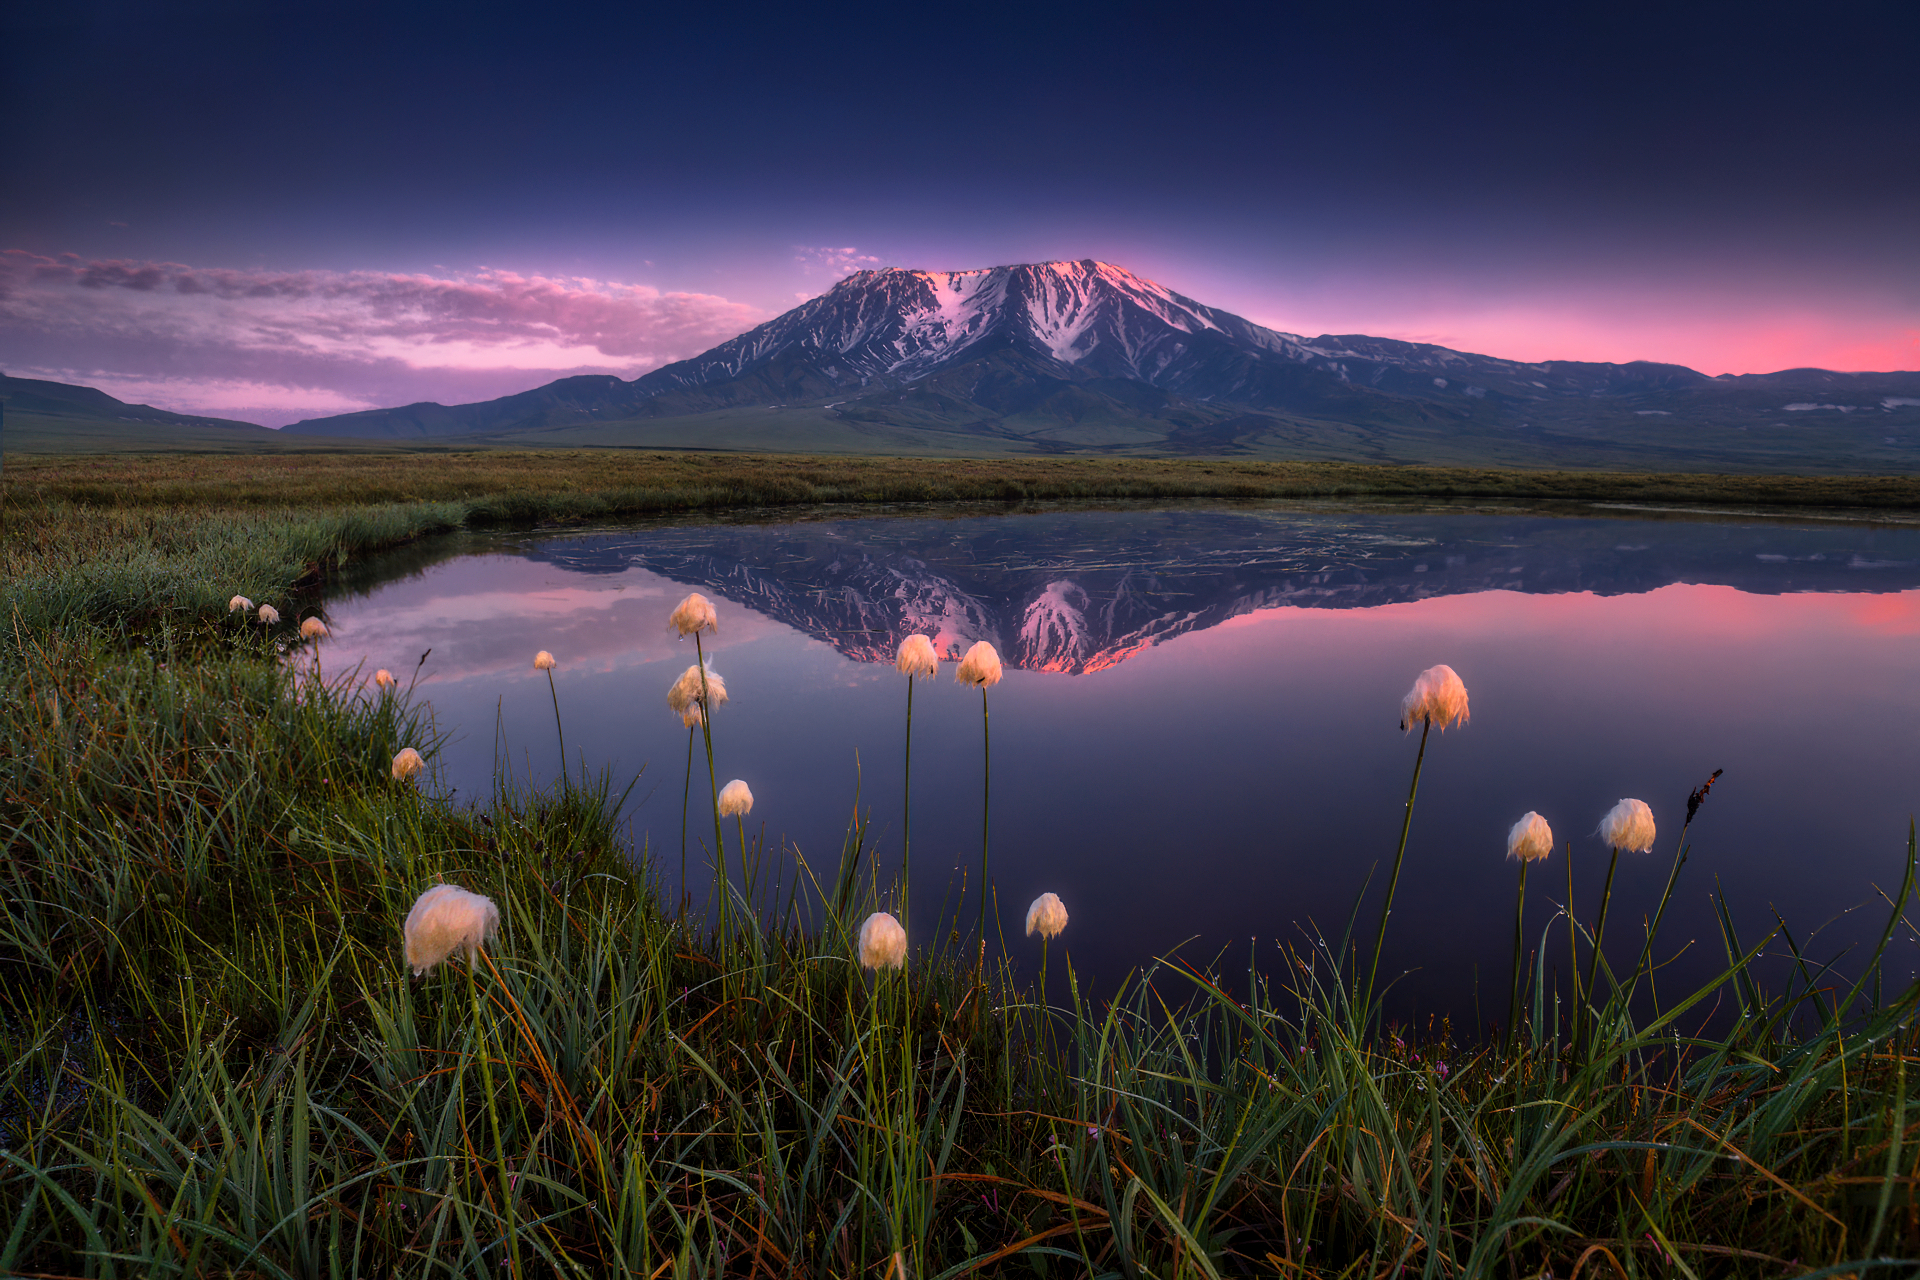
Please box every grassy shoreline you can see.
[4,452,1919,1275]
[14,448,1920,514]
[9,449,1918,643]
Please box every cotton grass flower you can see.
[670,591,718,636]
[1025,892,1068,940]
[955,639,1003,950]
[1597,799,1656,852]
[300,617,329,640]
[374,668,396,689]
[257,604,281,625]
[1504,812,1552,1045]
[1399,664,1469,731]
[391,747,425,782]
[533,650,567,778]
[667,644,732,938]
[228,595,253,613]
[1368,661,1469,1010]
[403,883,500,977]
[896,632,939,925]
[954,641,1003,688]
[667,663,727,714]
[1583,798,1657,1047]
[1507,812,1553,863]
[896,633,938,679]
[858,911,907,970]
[717,779,754,816]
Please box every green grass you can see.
[3,452,1918,1276]
[12,448,1920,514]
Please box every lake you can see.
[317,500,1920,1026]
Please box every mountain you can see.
[1,372,288,454]
[277,259,1920,471]
[1,372,269,431]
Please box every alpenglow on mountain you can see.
[285,260,1920,471]
[632,259,1317,391]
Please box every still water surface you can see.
[319,502,1920,1024]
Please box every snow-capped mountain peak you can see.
[632,259,1312,396]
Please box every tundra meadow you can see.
[2,450,1917,1277]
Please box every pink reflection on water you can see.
[314,554,791,688]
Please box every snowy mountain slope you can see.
[629,260,1316,396]
[282,259,1920,470]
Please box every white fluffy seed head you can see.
[718,778,754,816]
[1598,798,1656,853]
[300,617,329,640]
[374,669,396,688]
[670,592,718,637]
[257,604,281,625]
[680,702,704,729]
[391,747,425,782]
[858,911,906,970]
[228,595,253,613]
[1507,812,1553,863]
[1026,892,1069,940]
[896,633,939,679]
[403,883,500,977]
[533,650,555,671]
[667,663,727,715]
[1400,664,1469,732]
[955,641,1003,688]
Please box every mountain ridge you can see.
[1,372,269,432]
[18,258,1920,469]
[277,260,1920,472]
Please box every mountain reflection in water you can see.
[324,504,1920,1023]
[513,506,1920,675]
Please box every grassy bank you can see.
[3,453,1918,1275]
[9,449,1919,642]
[13,449,1920,514]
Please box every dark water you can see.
[317,501,1920,1025]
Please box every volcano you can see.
[282,260,1920,471]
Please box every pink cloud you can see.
[0,250,764,425]
[794,245,882,277]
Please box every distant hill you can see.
[279,260,1920,473]
[0,373,287,454]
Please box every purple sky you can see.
[3,1,1917,426]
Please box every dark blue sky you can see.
[4,0,1917,423]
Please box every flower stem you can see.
[1584,845,1623,1052]
[469,961,522,1278]
[694,633,727,942]
[1564,840,1581,1047]
[737,812,749,904]
[1365,716,1430,1017]
[977,686,991,957]
[1622,820,1696,1017]
[544,667,567,785]
[680,725,692,918]
[1507,859,1529,1050]
[902,674,914,928]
